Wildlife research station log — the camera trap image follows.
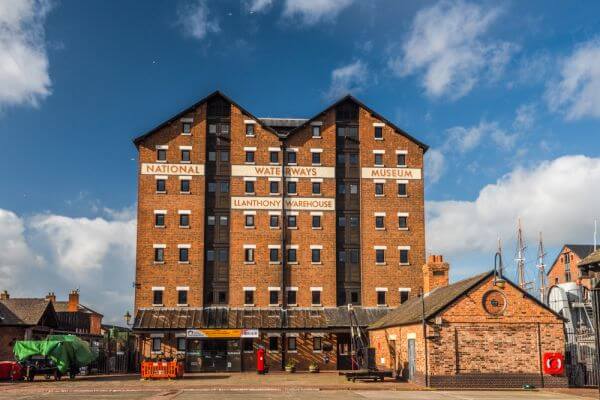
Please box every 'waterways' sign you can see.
[231,165,335,178]
[361,168,421,180]
[231,197,335,211]
[141,163,204,176]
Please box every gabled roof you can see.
[0,299,58,327]
[52,301,103,317]
[132,90,280,146]
[579,249,600,268]
[369,272,492,330]
[285,94,429,152]
[547,244,597,275]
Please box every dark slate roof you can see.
[0,299,56,326]
[547,244,597,274]
[52,301,103,316]
[369,272,492,330]
[259,118,308,128]
[133,307,389,330]
[579,249,600,268]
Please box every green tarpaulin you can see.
[13,335,96,374]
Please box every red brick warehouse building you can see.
[131,91,428,372]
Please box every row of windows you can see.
[149,335,322,354]
[241,180,324,196]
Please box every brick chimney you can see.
[423,255,450,293]
[68,289,80,312]
[0,290,9,300]
[45,292,56,302]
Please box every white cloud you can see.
[282,0,353,25]
[177,0,220,41]
[427,155,600,259]
[0,0,52,107]
[390,0,516,99]
[0,207,136,324]
[425,148,445,184]
[546,38,600,120]
[324,60,369,100]
[246,0,273,13]
[513,103,536,131]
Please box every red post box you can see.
[257,347,266,374]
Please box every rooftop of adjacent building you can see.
[547,244,598,275]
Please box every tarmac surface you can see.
[0,373,596,399]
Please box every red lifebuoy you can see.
[542,352,564,375]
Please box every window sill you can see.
[179,226,190,229]
[374,138,384,141]
[287,227,298,230]
[177,304,188,307]
[180,191,191,195]
[268,304,280,307]
[312,193,322,196]
[245,135,256,138]
[269,163,280,166]
[287,163,297,166]
[374,165,384,168]
[244,304,255,307]
[312,227,322,230]
[269,227,281,230]
[245,226,256,229]
[377,304,388,308]
[156,191,167,194]
[311,262,322,265]
[396,165,407,168]
[181,161,191,164]
[311,164,322,167]
[245,193,256,196]
[152,304,163,307]
[153,261,165,265]
[399,263,410,266]
[268,350,279,354]
[375,195,385,198]
[313,350,323,353]
[269,261,281,265]
[151,351,163,354]
[287,304,298,307]
[288,262,298,265]
[312,136,322,139]
[156,160,167,163]
[398,227,409,231]
[178,261,190,265]
[375,228,386,231]
[287,350,298,354]
[376,262,387,266]
[155,225,166,229]
[311,304,322,307]
[287,193,298,196]
[244,162,256,165]
[244,262,256,265]
[397,195,408,198]
[269,193,280,196]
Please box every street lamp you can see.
[124,310,132,326]
[493,251,506,289]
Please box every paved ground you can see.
[0,373,596,399]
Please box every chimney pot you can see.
[45,292,56,302]
[0,290,9,300]
[423,254,450,293]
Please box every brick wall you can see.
[547,246,590,288]
[0,326,26,360]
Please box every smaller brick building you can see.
[547,244,596,288]
[369,256,568,388]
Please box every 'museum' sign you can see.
[232,165,335,178]
[141,163,205,176]
[361,168,421,180]
[231,197,335,211]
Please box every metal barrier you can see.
[141,360,184,379]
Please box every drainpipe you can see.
[420,287,429,387]
[280,139,287,371]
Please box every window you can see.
[398,182,407,196]
[349,216,359,228]
[246,124,255,136]
[220,151,229,162]
[220,181,229,193]
[398,215,408,229]
[245,180,255,194]
[350,291,359,304]
[350,249,360,264]
[286,151,297,165]
[270,151,279,164]
[269,336,279,351]
[157,149,167,161]
[269,215,279,228]
[337,154,345,164]
[311,290,321,306]
[338,251,346,263]
[269,290,279,305]
[287,289,297,305]
[152,337,162,352]
[179,214,190,228]
[399,248,409,265]
[269,248,279,263]
[287,248,297,263]
[312,215,321,229]
[375,182,384,196]
[207,215,215,226]
[338,216,346,227]
[269,181,279,194]
[218,291,227,304]
[287,215,297,228]
[155,213,165,227]
[375,249,385,264]
[397,153,406,166]
[349,184,358,194]
[206,250,215,262]
[244,248,255,263]
[178,290,188,305]
[180,179,190,193]
[311,248,321,263]
[156,179,166,193]
[243,339,253,353]
[312,125,321,138]
[287,181,297,195]
[245,151,255,163]
[374,153,383,166]
[208,151,216,162]
[338,183,345,195]
[182,122,192,134]
[153,290,163,305]
[208,182,216,193]
[220,215,229,226]
[177,337,186,351]
[312,182,321,195]
[179,247,189,263]
[399,290,410,304]
[311,152,321,165]
[377,291,386,306]
[245,214,255,228]
[287,337,297,351]
[375,216,385,229]
[374,126,383,140]
[218,249,228,263]
[244,290,254,306]
[313,337,322,351]
[181,149,191,162]
[154,248,164,263]
[349,153,358,165]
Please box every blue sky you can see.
[1,0,600,323]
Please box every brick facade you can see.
[547,245,592,288]
[369,274,568,388]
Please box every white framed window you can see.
[181,118,193,135]
[375,246,386,265]
[396,150,407,167]
[244,245,256,264]
[154,210,167,228]
[373,122,384,140]
[399,288,411,304]
[243,287,256,306]
[244,120,256,137]
[376,287,388,306]
[397,180,408,197]
[398,212,409,230]
[152,287,165,306]
[311,121,323,138]
[398,246,410,265]
[374,180,385,197]
[156,145,168,162]
[286,287,298,306]
[268,287,280,306]
[311,287,323,306]
[373,150,385,167]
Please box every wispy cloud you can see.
[282,0,354,26]
[0,0,52,107]
[545,37,600,120]
[425,148,446,184]
[245,0,274,14]
[389,0,516,99]
[176,0,220,41]
[324,59,369,100]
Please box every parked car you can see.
[0,361,23,381]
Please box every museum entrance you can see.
[185,339,242,372]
